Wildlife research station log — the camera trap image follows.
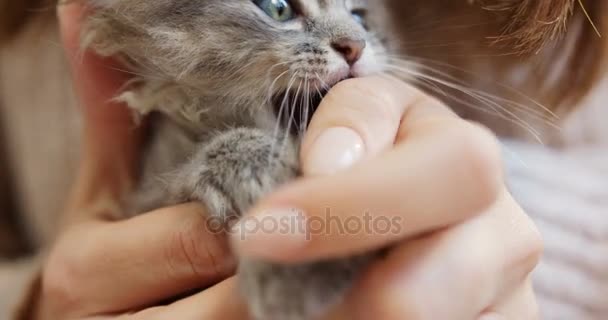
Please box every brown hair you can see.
[485,0,583,50]
[490,0,607,111]
[382,0,606,127]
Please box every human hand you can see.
[33,4,241,319]
[232,77,543,320]
[46,3,542,319]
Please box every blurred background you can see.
[0,0,606,318]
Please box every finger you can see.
[301,77,419,175]
[233,87,503,262]
[479,280,539,320]
[340,191,542,320]
[41,204,236,317]
[139,278,250,320]
[58,2,142,222]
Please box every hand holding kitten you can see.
[33,4,238,319]
[33,3,541,320]
[233,77,543,320]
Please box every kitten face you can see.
[240,0,386,86]
[87,0,386,118]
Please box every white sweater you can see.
[505,141,608,320]
[505,76,608,319]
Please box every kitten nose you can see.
[331,38,366,66]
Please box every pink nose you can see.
[331,38,366,66]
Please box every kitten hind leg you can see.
[241,253,379,320]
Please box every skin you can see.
[36,2,542,319]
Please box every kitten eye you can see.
[253,0,296,22]
[351,9,367,28]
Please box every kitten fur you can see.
[83,0,387,319]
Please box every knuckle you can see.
[41,259,77,310]
[526,228,544,263]
[356,266,428,320]
[165,216,232,280]
[41,231,91,311]
[516,215,544,275]
[502,202,544,279]
[329,79,404,123]
[449,121,504,210]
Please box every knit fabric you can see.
[504,140,608,320]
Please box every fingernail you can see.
[304,127,365,175]
[230,207,309,259]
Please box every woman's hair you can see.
[488,0,589,50]
[0,0,54,42]
[1,0,605,113]
[490,0,606,112]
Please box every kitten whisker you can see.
[381,72,525,138]
[297,77,310,138]
[304,79,314,136]
[281,77,304,155]
[378,58,562,140]
[379,66,547,142]
[262,62,293,110]
[269,72,299,165]
[382,55,559,121]
[107,66,168,82]
[313,72,330,91]
[264,69,291,108]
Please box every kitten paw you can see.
[169,127,298,219]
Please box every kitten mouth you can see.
[273,76,351,134]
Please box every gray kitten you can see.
[83,0,387,319]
